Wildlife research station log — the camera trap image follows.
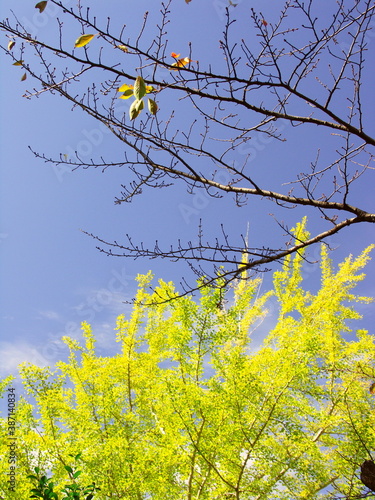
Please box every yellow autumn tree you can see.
[1,224,374,499]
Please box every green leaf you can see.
[64,465,73,474]
[133,76,146,100]
[118,82,153,99]
[129,99,144,120]
[29,490,43,498]
[73,470,82,478]
[148,98,158,115]
[35,1,48,13]
[119,89,134,99]
[136,99,144,111]
[74,34,95,48]
[27,474,39,480]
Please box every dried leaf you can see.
[21,72,27,81]
[370,382,375,394]
[74,34,95,48]
[262,19,268,26]
[117,45,129,52]
[35,1,48,13]
[7,40,15,51]
[13,60,24,66]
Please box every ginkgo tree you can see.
[1,222,375,499]
[0,0,374,294]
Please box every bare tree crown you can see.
[1,0,374,295]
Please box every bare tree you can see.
[1,0,374,294]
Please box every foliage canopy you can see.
[1,228,375,499]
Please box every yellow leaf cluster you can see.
[117,77,157,120]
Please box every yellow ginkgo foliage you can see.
[74,34,96,48]
[1,236,374,500]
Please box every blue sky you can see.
[0,0,374,388]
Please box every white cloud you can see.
[0,340,50,377]
[37,310,61,321]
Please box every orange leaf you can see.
[171,52,180,58]
[171,57,194,70]
[262,19,268,26]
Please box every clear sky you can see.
[0,0,374,385]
